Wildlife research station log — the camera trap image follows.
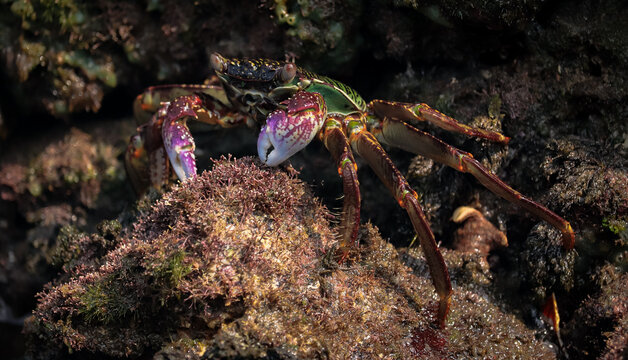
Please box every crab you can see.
[126,53,575,328]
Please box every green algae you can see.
[61,51,117,88]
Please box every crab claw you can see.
[162,96,200,181]
[257,91,327,166]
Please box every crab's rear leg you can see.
[125,131,151,194]
[345,114,452,328]
[319,115,361,259]
[370,100,510,144]
[371,117,575,249]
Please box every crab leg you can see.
[345,114,452,328]
[125,132,151,194]
[161,95,202,181]
[258,91,327,166]
[126,107,173,193]
[372,117,575,249]
[127,84,247,193]
[133,84,229,125]
[161,93,245,181]
[160,91,247,180]
[369,100,510,144]
[319,115,361,259]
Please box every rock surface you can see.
[26,158,556,359]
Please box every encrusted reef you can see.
[562,264,627,359]
[0,124,130,352]
[26,158,556,359]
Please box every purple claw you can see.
[257,91,327,166]
[162,96,200,181]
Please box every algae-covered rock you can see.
[0,124,131,356]
[562,264,628,359]
[25,157,556,359]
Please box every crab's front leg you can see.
[161,95,204,181]
[257,91,327,166]
[162,92,247,180]
[133,83,229,125]
[257,92,362,259]
[127,85,246,194]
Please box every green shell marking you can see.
[303,72,367,115]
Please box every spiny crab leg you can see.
[125,131,150,194]
[345,114,452,328]
[370,99,510,144]
[319,115,361,259]
[371,117,575,249]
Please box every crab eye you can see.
[210,53,226,73]
[280,63,296,83]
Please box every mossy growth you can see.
[562,264,628,358]
[79,278,136,324]
[19,128,115,202]
[10,0,87,31]
[269,0,363,71]
[602,217,627,238]
[27,157,557,359]
[52,220,121,273]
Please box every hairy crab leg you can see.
[371,117,575,249]
[369,99,510,144]
[345,114,452,328]
[319,115,361,260]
